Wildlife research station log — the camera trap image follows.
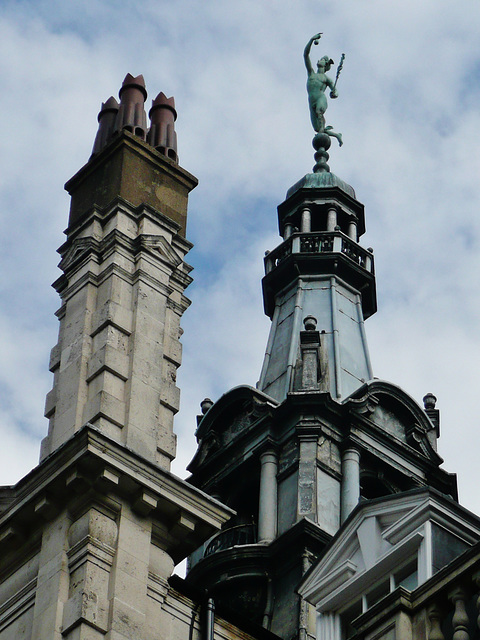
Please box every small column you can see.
[449,586,470,640]
[332,233,342,252]
[264,250,274,274]
[258,450,278,542]
[206,598,215,640]
[341,448,360,523]
[301,207,312,233]
[427,603,445,640]
[326,207,337,232]
[317,612,341,640]
[292,235,301,254]
[297,428,318,522]
[284,222,294,240]
[348,220,357,241]
[365,248,373,272]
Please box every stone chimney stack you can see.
[41,74,197,469]
[0,74,234,640]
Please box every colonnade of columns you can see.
[282,206,358,240]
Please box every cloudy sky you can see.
[1,0,480,520]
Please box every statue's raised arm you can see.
[304,33,322,75]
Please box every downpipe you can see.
[205,597,215,640]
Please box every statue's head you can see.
[317,56,334,72]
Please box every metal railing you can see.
[264,232,374,275]
[204,524,257,558]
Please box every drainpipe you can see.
[262,577,275,629]
[205,597,215,640]
[299,550,313,640]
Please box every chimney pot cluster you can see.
[92,73,179,162]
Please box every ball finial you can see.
[303,315,318,331]
[200,398,214,414]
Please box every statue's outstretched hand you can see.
[312,32,322,44]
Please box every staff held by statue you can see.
[331,53,345,97]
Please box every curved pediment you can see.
[345,380,442,464]
[188,386,278,472]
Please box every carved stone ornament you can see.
[406,423,442,463]
[348,392,379,416]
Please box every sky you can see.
[0,0,480,521]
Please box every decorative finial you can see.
[303,315,318,331]
[303,33,345,173]
[200,398,214,415]
[423,393,437,410]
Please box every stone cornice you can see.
[0,425,233,563]
[65,130,198,200]
[65,130,198,235]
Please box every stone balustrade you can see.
[424,575,480,640]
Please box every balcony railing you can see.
[264,232,374,275]
[204,524,257,558]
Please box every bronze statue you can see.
[304,33,343,147]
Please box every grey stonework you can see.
[41,131,197,470]
[0,77,277,640]
[186,170,459,639]
[0,425,241,639]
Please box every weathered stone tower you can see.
[0,75,245,640]
[186,133,462,639]
[41,74,194,469]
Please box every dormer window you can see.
[299,491,480,640]
[337,558,418,639]
[394,558,418,590]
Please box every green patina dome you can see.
[286,172,356,200]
